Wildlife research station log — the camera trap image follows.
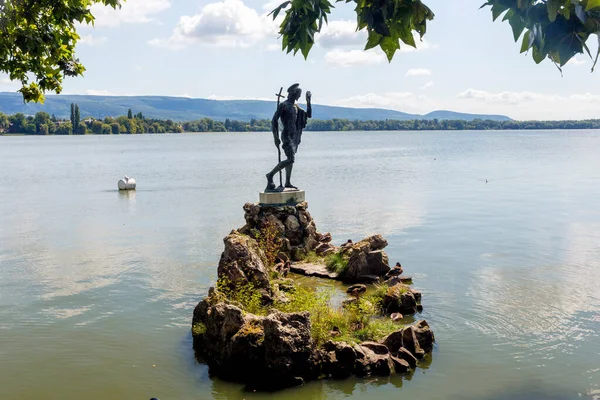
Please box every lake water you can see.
[1,131,599,400]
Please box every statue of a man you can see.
[265,83,312,192]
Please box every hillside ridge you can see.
[0,92,512,122]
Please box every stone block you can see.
[259,191,305,205]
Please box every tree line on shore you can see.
[1,104,600,135]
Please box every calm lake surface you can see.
[1,131,599,400]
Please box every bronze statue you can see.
[265,83,312,192]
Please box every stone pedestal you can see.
[259,190,305,205]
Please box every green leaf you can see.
[520,30,531,53]
[491,3,508,21]
[508,14,526,42]
[532,45,546,64]
[364,30,382,50]
[547,0,560,22]
[586,0,600,11]
[379,36,400,62]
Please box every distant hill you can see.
[424,110,510,121]
[0,92,512,122]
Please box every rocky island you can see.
[191,201,435,391]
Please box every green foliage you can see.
[70,104,81,134]
[271,0,600,69]
[55,121,73,135]
[276,285,340,345]
[325,253,349,275]
[192,322,207,336]
[216,277,266,316]
[6,112,599,135]
[212,277,399,346]
[250,221,283,268]
[0,0,122,103]
[482,0,600,70]
[301,251,324,264]
[270,0,433,61]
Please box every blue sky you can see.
[1,0,599,120]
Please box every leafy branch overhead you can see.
[0,0,122,103]
[270,0,600,70]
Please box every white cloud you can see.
[570,93,600,101]
[420,81,435,90]
[206,94,271,101]
[317,22,435,52]
[150,0,277,49]
[567,56,586,66]
[88,0,171,27]
[324,49,386,68]
[262,0,285,11]
[455,89,600,120]
[335,92,437,114]
[457,89,559,104]
[85,89,117,96]
[79,35,108,46]
[266,43,280,52]
[406,68,432,77]
[317,20,364,49]
[0,76,19,90]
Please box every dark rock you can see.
[391,356,411,374]
[290,246,308,261]
[315,242,336,256]
[265,213,286,234]
[396,347,418,369]
[411,320,435,353]
[381,284,418,315]
[402,325,425,360]
[411,289,422,303]
[381,330,404,355]
[296,201,308,211]
[217,231,271,296]
[360,341,389,355]
[285,215,303,246]
[343,235,391,282]
[303,235,319,253]
[353,344,394,377]
[317,232,332,243]
[263,311,314,383]
[365,234,388,251]
[321,341,357,379]
[366,250,390,275]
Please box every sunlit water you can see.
[1,131,599,400]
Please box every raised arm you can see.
[306,91,312,119]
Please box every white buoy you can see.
[118,175,136,190]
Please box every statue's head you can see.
[287,83,302,101]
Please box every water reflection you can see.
[1,132,600,399]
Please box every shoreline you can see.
[3,127,600,137]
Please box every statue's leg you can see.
[284,148,297,189]
[266,159,291,191]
